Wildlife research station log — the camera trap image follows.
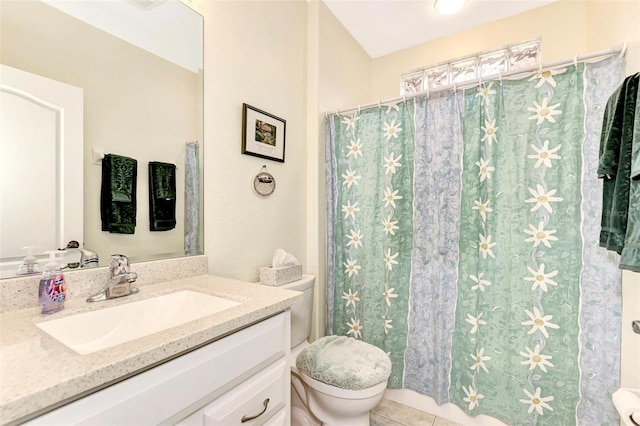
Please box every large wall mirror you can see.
[0,0,203,278]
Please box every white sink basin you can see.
[36,290,241,354]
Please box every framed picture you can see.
[242,103,286,163]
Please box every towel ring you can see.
[252,165,276,197]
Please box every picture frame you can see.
[241,103,286,163]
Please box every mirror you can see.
[0,0,203,278]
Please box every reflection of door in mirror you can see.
[0,0,204,275]
[0,65,83,278]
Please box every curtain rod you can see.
[325,43,627,117]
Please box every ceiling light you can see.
[434,0,468,15]
[128,0,167,10]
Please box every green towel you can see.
[598,74,639,254]
[619,73,640,271]
[148,162,176,231]
[101,154,137,234]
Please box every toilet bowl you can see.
[280,276,391,426]
[296,371,387,426]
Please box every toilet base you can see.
[293,369,386,426]
[291,376,377,426]
[291,371,320,425]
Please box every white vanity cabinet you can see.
[25,311,291,426]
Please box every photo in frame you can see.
[241,103,286,163]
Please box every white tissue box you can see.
[259,264,302,286]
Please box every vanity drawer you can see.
[178,357,288,426]
[262,408,286,426]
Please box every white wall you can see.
[192,0,308,283]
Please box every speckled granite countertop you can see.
[0,275,302,425]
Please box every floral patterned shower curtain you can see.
[326,57,624,425]
[326,102,416,385]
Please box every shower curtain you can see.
[326,57,625,425]
[184,141,201,255]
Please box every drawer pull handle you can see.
[241,398,270,423]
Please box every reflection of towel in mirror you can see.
[149,162,176,231]
[101,154,138,234]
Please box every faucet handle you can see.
[110,254,130,265]
[110,254,131,276]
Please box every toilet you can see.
[280,275,391,426]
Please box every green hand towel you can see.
[148,161,176,232]
[101,154,138,234]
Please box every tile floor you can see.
[370,398,462,426]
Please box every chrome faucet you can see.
[61,240,99,269]
[87,254,139,302]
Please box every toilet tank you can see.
[280,275,315,348]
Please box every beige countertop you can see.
[0,275,302,425]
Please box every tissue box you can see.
[259,264,302,286]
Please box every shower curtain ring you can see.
[336,108,341,117]
[574,54,578,68]
[358,105,361,114]
[620,42,627,57]
[378,100,382,109]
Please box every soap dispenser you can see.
[16,246,43,276]
[38,250,67,314]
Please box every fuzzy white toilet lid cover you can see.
[296,335,392,390]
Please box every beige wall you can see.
[317,2,372,112]
[1,1,201,263]
[310,1,372,340]
[371,1,638,101]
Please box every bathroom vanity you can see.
[0,257,301,425]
